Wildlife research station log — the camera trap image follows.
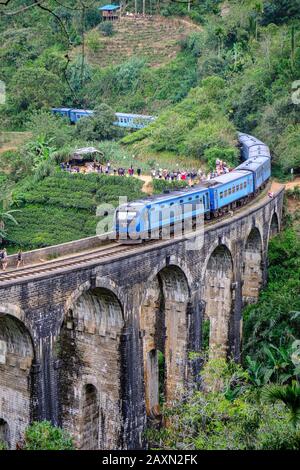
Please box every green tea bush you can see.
[6,173,144,249]
[99,22,114,37]
[152,179,188,194]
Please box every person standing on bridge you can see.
[1,248,8,271]
[17,250,24,268]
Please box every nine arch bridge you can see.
[0,187,284,449]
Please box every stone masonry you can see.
[0,189,284,449]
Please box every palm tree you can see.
[262,381,300,428]
[0,208,19,244]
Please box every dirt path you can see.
[136,175,153,194]
[281,178,300,214]
[285,177,300,190]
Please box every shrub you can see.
[76,103,119,141]
[149,360,299,450]
[86,31,104,54]
[204,146,239,170]
[23,421,74,450]
[99,22,114,37]
[0,440,8,450]
[152,179,188,194]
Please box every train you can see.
[51,107,156,129]
[113,133,272,243]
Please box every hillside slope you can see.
[82,15,201,67]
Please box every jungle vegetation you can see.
[0,0,299,249]
[0,0,299,450]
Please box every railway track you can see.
[0,183,279,287]
[0,242,153,285]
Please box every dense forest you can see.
[0,0,300,173]
[1,0,300,247]
[0,0,300,450]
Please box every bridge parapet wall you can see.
[6,233,111,268]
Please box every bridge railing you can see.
[6,233,113,268]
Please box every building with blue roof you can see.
[98,4,120,21]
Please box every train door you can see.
[213,190,218,210]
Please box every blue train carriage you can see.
[114,186,210,243]
[69,109,94,124]
[248,144,271,159]
[235,156,271,193]
[207,170,254,217]
[51,108,94,124]
[51,107,72,119]
[114,113,156,129]
[238,133,265,161]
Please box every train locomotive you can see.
[113,133,271,243]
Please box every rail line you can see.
[0,183,280,287]
[0,241,159,285]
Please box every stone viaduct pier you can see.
[0,187,284,449]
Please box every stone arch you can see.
[0,313,35,449]
[201,238,234,281]
[140,265,190,417]
[0,303,26,323]
[203,245,234,359]
[58,287,125,450]
[242,227,263,304]
[269,211,280,239]
[0,418,10,448]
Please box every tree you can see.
[0,206,19,244]
[23,421,74,450]
[9,66,66,114]
[263,382,300,428]
[0,1,99,104]
[76,103,119,141]
[261,0,300,26]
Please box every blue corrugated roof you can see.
[98,4,120,11]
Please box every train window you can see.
[196,195,200,199]
[244,182,247,188]
[240,183,243,190]
[220,192,223,199]
[180,200,183,203]
[228,188,232,195]
[170,202,174,206]
[188,197,192,201]
[224,190,228,197]
[236,185,239,192]
[232,186,235,193]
